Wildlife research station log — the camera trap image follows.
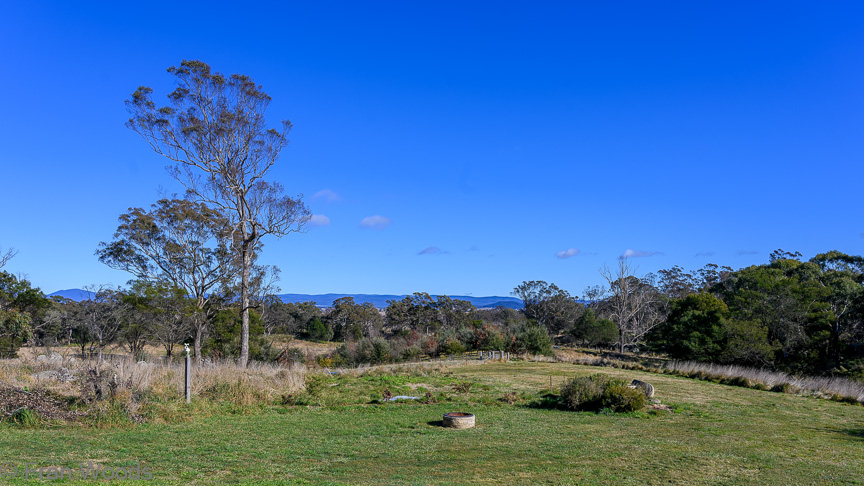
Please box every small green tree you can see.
[0,309,33,358]
[514,320,553,355]
[572,309,619,347]
[306,318,332,342]
[0,271,47,357]
[653,293,729,361]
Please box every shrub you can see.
[439,337,466,355]
[560,374,624,411]
[601,384,647,412]
[304,373,328,398]
[400,344,422,361]
[559,374,647,413]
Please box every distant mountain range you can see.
[48,289,524,310]
[49,289,97,301]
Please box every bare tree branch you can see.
[0,246,18,270]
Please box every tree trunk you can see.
[194,324,203,366]
[238,239,252,367]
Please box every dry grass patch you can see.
[0,354,307,425]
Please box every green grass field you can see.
[2,361,863,485]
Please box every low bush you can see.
[601,384,647,412]
[559,374,645,412]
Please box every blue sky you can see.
[2,1,862,297]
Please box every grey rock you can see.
[57,368,76,382]
[32,370,58,380]
[48,352,63,362]
[31,367,76,382]
[630,379,655,398]
[35,355,48,363]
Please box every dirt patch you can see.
[648,403,673,412]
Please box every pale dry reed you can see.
[1,352,307,406]
[665,360,864,402]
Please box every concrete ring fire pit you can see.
[443,412,475,429]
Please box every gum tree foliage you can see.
[126,60,310,366]
[472,306,527,333]
[384,293,476,335]
[123,280,191,359]
[810,251,864,364]
[41,296,78,346]
[265,301,322,336]
[511,281,584,337]
[0,271,48,357]
[328,297,384,342]
[97,198,236,363]
[77,286,124,364]
[385,293,438,333]
[702,250,864,373]
[0,309,32,358]
[656,264,735,300]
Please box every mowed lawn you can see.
[2,361,863,485]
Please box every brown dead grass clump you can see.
[0,384,84,423]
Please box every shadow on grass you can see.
[821,426,864,441]
[523,393,567,411]
[427,420,444,427]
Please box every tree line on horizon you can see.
[2,245,863,379]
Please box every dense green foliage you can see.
[650,251,864,376]
[8,239,864,377]
[0,271,48,357]
[571,308,619,347]
[559,373,647,412]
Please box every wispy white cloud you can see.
[309,214,330,227]
[620,249,661,260]
[737,250,759,256]
[360,215,391,230]
[556,248,580,259]
[695,251,714,257]
[418,246,448,256]
[311,189,342,204]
